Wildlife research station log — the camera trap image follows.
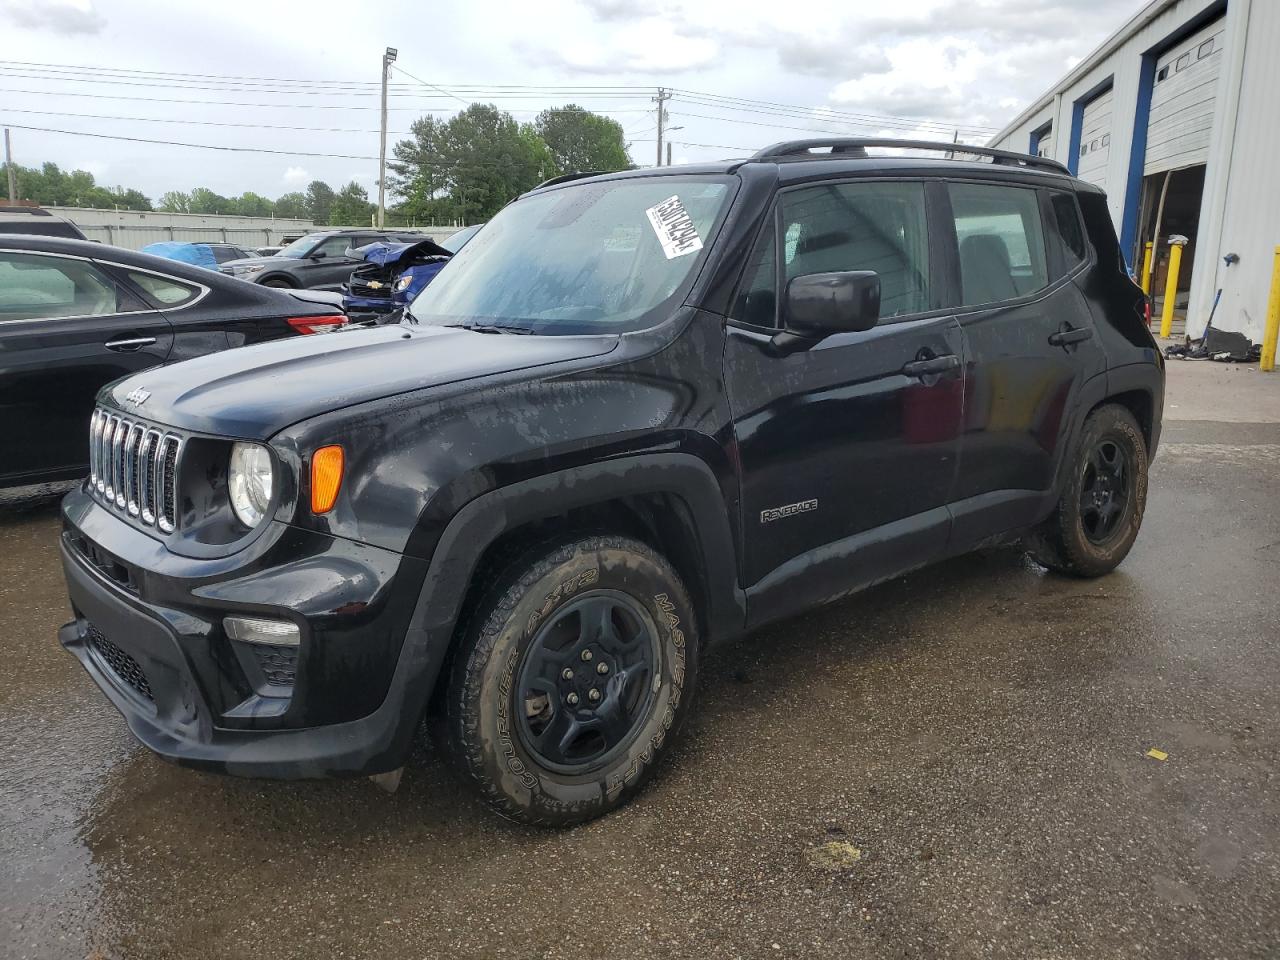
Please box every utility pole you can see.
[378,47,397,229]
[666,142,672,167]
[653,87,671,167]
[4,128,16,203]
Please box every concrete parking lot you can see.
[2,360,1278,960]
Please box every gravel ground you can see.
[2,363,1278,959]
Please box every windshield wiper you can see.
[450,322,537,335]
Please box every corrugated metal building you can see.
[988,0,1279,344]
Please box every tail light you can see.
[286,314,347,335]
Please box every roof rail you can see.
[533,170,608,191]
[751,138,1070,175]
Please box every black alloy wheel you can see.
[515,591,659,773]
[1078,438,1132,544]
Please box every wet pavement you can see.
[3,364,1279,959]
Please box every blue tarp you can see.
[141,241,219,271]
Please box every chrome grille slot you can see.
[89,407,182,535]
[88,411,101,487]
[138,430,159,525]
[123,424,141,515]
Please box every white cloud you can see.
[0,0,104,34]
[282,166,310,186]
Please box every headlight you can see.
[228,442,274,527]
[235,263,267,276]
[393,275,413,293]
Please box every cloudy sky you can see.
[0,0,1144,204]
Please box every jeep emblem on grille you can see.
[123,387,150,407]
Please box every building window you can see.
[1157,66,1170,82]
[1176,52,1191,72]
[1101,134,1111,147]
[1198,38,1215,59]
[1080,144,1088,157]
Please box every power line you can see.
[0,121,383,160]
[0,106,410,135]
[389,63,471,107]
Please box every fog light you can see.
[223,615,300,646]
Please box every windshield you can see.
[277,233,327,258]
[407,176,733,335]
[441,223,482,253]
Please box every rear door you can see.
[297,234,369,288]
[0,249,173,485]
[724,178,965,627]
[944,179,1107,551]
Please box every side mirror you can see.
[310,250,327,260]
[782,270,880,343]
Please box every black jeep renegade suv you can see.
[58,139,1163,825]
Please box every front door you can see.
[0,249,173,485]
[724,179,965,627]
[298,234,367,288]
[943,181,1109,550]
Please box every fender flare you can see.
[379,453,747,761]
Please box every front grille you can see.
[88,623,154,701]
[89,408,181,533]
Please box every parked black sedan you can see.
[0,235,347,489]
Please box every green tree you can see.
[534,105,631,176]
[274,191,309,219]
[230,191,273,217]
[327,181,374,226]
[305,180,336,224]
[159,190,193,213]
[388,103,555,223]
[187,187,230,214]
[0,161,149,210]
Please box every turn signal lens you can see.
[287,314,347,335]
[310,445,344,514]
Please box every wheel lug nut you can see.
[596,662,609,675]
[587,688,601,703]
[566,692,580,706]
[580,649,593,662]
[561,668,574,680]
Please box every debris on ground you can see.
[807,841,863,871]
[1146,748,1169,761]
[1165,327,1261,363]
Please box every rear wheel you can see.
[437,535,699,826]
[1027,404,1148,577]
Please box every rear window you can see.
[127,270,201,307]
[1049,191,1088,271]
[0,218,86,240]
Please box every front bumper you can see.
[58,488,436,779]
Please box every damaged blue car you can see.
[340,223,481,319]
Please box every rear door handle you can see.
[105,336,157,352]
[903,354,960,377]
[1048,325,1093,347]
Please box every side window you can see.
[731,221,778,327]
[127,271,200,307]
[1049,191,1088,270]
[313,236,353,258]
[210,246,240,264]
[0,252,130,321]
[780,181,930,319]
[950,182,1049,306]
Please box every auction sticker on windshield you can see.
[645,195,703,260]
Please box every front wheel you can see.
[1026,403,1149,577]
[261,277,296,289]
[437,535,699,826]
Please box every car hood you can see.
[101,324,620,440]
[353,238,453,268]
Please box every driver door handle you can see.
[1048,324,1093,347]
[105,336,157,352]
[903,354,960,377]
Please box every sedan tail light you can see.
[286,314,347,335]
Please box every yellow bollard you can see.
[1141,241,1154,296]
[1262,245,1280,372]
[1159,235,1189,339]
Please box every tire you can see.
[437,534,699,826]
[1026,403,1148,578]
[261,277,296,289]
